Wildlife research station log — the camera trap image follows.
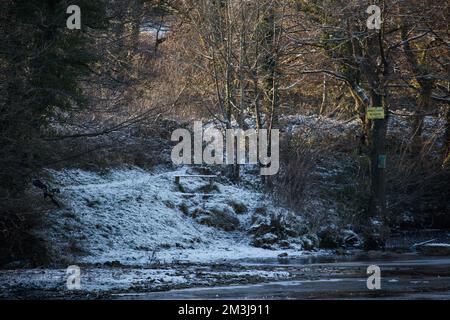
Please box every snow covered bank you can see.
[0,266,292,297]
[37,167,314,265]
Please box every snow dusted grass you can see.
[281,113,445,145]
[281,114,360,139]
[37,166,311,266]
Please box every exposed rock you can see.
[179,202,190,215]
[279,240,291,249]
[342,230,362,248]
[249,214,272,237]
[193,206,239,231]
[318,227,362,249]
[252,233,278,249]
[250,209,308,249]
[301,235,319,251]
[254,207,267,215]
[229,200,248,215]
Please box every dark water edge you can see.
[114,252,450,300]
[2,250,450,300]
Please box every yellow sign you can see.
[367,107,385,120]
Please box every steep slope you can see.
[38,167,308,265]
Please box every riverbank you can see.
[2,252,450,300]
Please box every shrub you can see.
[267,132,318,210]
[0,195,50,267]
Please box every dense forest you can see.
[0,0,449,277]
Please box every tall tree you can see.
[0,0,107,192]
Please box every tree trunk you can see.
[368,90,388,228]
[261,5,279,132]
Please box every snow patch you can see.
[38,167,309,265]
